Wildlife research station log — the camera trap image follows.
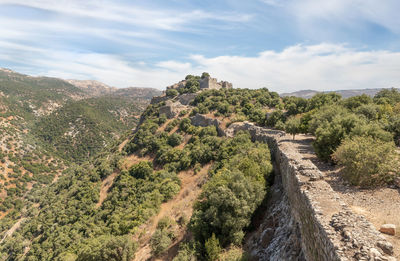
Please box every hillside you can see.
[0,73,398,260]
[281,88,400,98]
[33,96,145,163]
[0,69,160,248]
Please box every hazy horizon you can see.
[1,1,400,92]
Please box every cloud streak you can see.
[4,43,399,93]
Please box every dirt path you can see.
[95,172,118,209]
[0,218,25,244]
[287,133,400,259]
[133,164,211,261]
[123,154,154,170]
[118,139,129,152]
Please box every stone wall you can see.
[199,77,233,90]
[190,114,225,136]
[226,121,397,261]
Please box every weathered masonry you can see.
[221,121,396,261]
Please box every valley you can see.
[0,71,398,260]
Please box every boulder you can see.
[377,240,394,255]
[178,93,197,105]
[150,95,169,105]
[379,224,396,236]
[159,101,188,119]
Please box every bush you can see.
[166,89,179,97]
[173,243,197,261]
[150,220,176,257]
[205,234,221,261]
[333,136,399,187]
[168,133,183,147]
[76,235,136,261]
[129,161,153,179]
[285,116,301,140]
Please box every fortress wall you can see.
[224,121,396,261]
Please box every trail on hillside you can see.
[95,172,118,209]
[133,164,211,261]
[0,218,25,244]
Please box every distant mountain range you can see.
[280,88,400,99]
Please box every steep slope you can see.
[33,96,145,162]
[0,69,159,250]
[0,68,86,119]
[0,75,278,260]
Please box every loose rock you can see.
[379,224,396,236]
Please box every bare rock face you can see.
[190,114,225,136]
[178,93,197,105]
[379,224,396,236]
[159,101,188,119]
[150,95,170,105]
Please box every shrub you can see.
[333,136,400,187]
[168,133,183,147]
[205,234,221,261]
[76,235,136,261]
[150,225,175,256]
[166,89,179,97]
[129,161,153,179]
[173,243,197,261]
[285,116,301,140]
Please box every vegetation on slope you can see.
[0,71,398,261]
[33,96,143,162]
[0,75,276,260]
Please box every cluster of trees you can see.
[34,96,142,163]
[0,87,273,259]
[279,90,400,187]
[191,87,281,125]
[189,86,399,187]
[190,132,272,258]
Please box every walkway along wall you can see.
[222,121,396,261]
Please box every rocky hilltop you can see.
[0,73,398,260]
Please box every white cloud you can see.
[188,44,400,92]
[4,43,400,93]
[284,0,400,34]
[0,0,251,31]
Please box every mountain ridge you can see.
[281,87,400,98]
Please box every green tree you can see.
[285,116,301,140]
[167,133,183,147]
[76,235,136,261]
[166,89,179,97]
[333,136,399,187]
[201,72,210,79]
[205,234,221,261]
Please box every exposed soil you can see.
[0,218,25,244]
[288,133,400,259]
[133,163,211,261]
[95,171,118,208]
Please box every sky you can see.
[0,0,400,92]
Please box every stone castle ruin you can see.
[166,76,232,91]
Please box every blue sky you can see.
[1,0,400,92]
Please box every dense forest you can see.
[0,72,399,260]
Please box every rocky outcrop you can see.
[226,121,397,261]
[190,114,225,136]
[159,100,188,119]
[150,94,169,105]
[199,77,232,90]
[178,93,197,105]
[246,171,305,260]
